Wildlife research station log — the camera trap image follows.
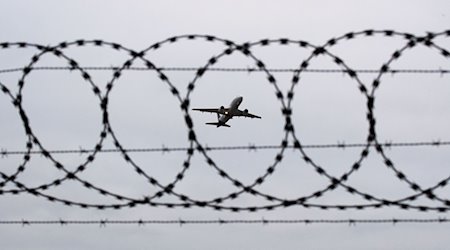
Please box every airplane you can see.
[192,96,261,127]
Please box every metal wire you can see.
[0,218,448,226]
[1,66,449,75]
[1,30,450,212]
[1,140,449,156]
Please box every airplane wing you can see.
[234,109,261,119]
[192,108,229,115]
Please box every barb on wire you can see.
[1,148,7,158]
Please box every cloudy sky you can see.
[1,0,450,249]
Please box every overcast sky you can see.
[1,0,450,249]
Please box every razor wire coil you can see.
[1,30,450,212]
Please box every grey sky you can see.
[1,0,450,249]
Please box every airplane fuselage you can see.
[217,96,243,125]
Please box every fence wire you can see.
[1,30,450,213]
[1,218,448,226]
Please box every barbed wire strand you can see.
[0,66,449,75]
[0,218,448,226]
[1,140,449,156]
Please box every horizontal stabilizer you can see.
[206,122,231,128]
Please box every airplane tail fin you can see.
[206,122,230,128]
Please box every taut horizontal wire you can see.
[1,140,449,156]
[0,218,448,226]
[0,66,450,74]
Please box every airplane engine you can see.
[244,109,248,114]
[219,106,225,113]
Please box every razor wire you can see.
[1,30,450,212]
